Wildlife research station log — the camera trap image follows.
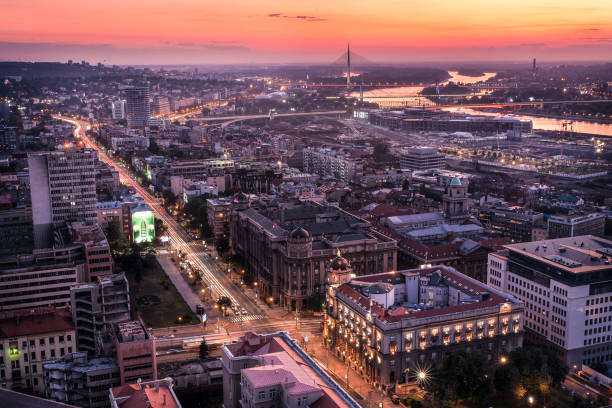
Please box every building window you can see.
[39,339,45,346]
[258,391,265,400]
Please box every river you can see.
[353,70,612,136]
[442,108,612,137]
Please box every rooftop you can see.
[0,389,77,408]
[334,265,520,324]
[224,332,361,408]
[504,235,612,273]
[0,307,74,339]
[116,320,148,342]
[110,378,181,408]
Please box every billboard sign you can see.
[132,207,155,243]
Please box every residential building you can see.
[487,235,612,368]
[230,197,397,311]
[399,237,508,283]
[152,95,171,116]
[0,246,87,311]
[0,207,33,253]
[0,307,76,394]
[547,213,606,239]
[399,147,445,171]
[125,86,150,129]
[325,266,524,387]
[97,201,123,231]
[43,352,119,408]
[207,197,232,240]
[71,273,130,354]
[28,149,98,248]
[303,147,363,183]
[99,320,156,385]
[109,378,182,408]
[111,100,126,120]
[383,213,446,236]
[478,205,544,243]
[222,331,361,408]
[411,169,472,188]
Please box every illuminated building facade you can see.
[324,266,524,388]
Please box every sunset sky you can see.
[1,0,611,64]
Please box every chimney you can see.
[155,381,160,392]
[163,394,167,406]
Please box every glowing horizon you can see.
[1,0,611,64]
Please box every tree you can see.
[216,296,232,308]
[199,339,209,360]
[425,351,493,405]
[107,220,123,243]
[373,140,390,157]
[216,237,230,255]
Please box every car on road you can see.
[240,308,248,315]
[167,349,181,354]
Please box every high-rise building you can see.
[487,235,612,367]
[28,149,97,248]
[125,86,151,129]
[111,100,126,120]
[399,147,445,171]
[70,273,130,354]
[303,147,363,183]
[152,95,170,116]
[547,213,606,239]
[0,307,77,394]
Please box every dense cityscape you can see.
[1,2,612,408]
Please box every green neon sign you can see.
[132,209,155,243]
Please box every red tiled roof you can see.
[0,308,74,338]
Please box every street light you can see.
[417,371,426,381]
[528,396,534,405]
[500,356,507,364]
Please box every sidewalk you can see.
[308,340,393,408]
[156,254,203,314]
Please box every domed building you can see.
[328,249,352,286]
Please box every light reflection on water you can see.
[353,71,612,136]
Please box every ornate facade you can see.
[230,198,397,311]
[324,266,524,389]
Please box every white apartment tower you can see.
[111,100,126,120]
[28,149,98,248]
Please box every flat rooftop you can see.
[504,235,612,273]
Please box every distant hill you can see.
[0,62,105,79]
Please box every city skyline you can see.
[1,0,612,64]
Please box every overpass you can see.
[179,110,346,126]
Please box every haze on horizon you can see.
[1,0,612,65]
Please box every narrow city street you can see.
[308,341,394,408]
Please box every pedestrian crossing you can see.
[230,314,265,323]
